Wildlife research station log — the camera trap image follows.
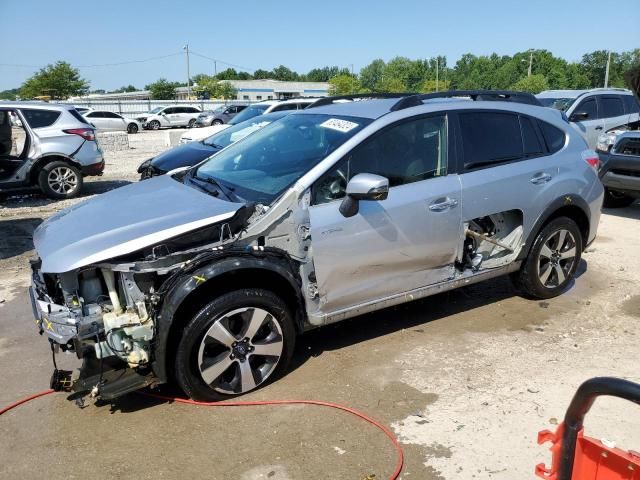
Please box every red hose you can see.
[1,389,404,480]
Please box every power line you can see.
[0,52,184,70]
[190,51,255,73]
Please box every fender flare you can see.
[29,154,82,183]
[517,193,591,262]
[152,253,304,383]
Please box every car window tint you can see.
[575,98,598,119]
[313,115,448,205]
[164,108,175,114]
[85,112,98,118]
[520,116,544,155]
[600,96,624,118]
[103,112,121,118]
[459,112,522,169]
[623,95,640,114]
[538,120,566,153]
[271,104,297,112]
[69,109,92,125]
[20,109,62,128]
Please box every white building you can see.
[217,79,330,102]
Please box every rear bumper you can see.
[81,159,105,176]
[599,152,640,194]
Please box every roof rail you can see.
[307,93,411,109]
[390,90,542,111]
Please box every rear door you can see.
[84,111,107,130]
[598,95,628,132]
[102,112,126,131]
[570,96,602,148]
[309,113,462,314]
[456,110,561,243]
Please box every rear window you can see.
[600,96,624,118]
[538,121,566,153]
[520,116,544,155]
[20,109,61,128]
[69,109,92,125]
[459,112,523,169]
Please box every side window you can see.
[271,104,297,112]
[103,112,121,119]
[459,112,522,169]
[600,96,624,118]
[313,115,448,205]
[85,112,99,118]
[538,120,566,154]
[19,109,62,128]
[520,116,544,155]
[574,98,598,119]
[186,107,199,113]
[623,95,640,114]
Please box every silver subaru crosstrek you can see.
[28,90,603,402]
[0,102,104,198]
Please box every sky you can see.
[1,0,639,92]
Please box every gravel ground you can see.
[1,133,639,479]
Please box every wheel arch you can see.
[29,154,80,185]
[153,254,305,383]
[519,194,591,261]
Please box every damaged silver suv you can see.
[29,91,603,402]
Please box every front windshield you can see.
[229,104,269,125]
[539,97,576,112]
[149,106,165,114]
[203,117,276,148]
[195,114,371,203]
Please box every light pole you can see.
[528,50,533,77]
[184,44,191,99]
[436,57,439,92]
[604,51,611,88]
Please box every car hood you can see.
[182,124,230,142]
[34,175,243,273]
[150,141,220,172]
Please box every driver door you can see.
[308,114,462,314]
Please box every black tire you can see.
[127,123,139,134]
[513,217,582,299]
[212,119,223,126]
[175,288,296,401]
[188,118,196,128]
[37,161,83,199]
[603,188,635,208]
[148,120,161,130]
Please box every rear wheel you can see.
[603,188,635,208]
[127,123,139,134]
[37,161,83,199]
[513,217,582,299]
[175,288,296,401]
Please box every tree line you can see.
[2,49,638,100]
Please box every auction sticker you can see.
[320,118,359,133]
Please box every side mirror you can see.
[339,173,389,218]
[570,111,589,121]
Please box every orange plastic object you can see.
[537,423,640,480]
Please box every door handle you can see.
[595,126,603,131]
[429,197,458,212]
[530,172,553,185]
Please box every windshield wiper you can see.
[192,173,241,202]
[203,141,224,148]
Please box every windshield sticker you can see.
[320,118,359,133]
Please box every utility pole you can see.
[350,64,354,76]
[604,51,611,88]
[435,57,439,92]
[528,50,533,77]
[184,44,191,99]
[214,60,217,77]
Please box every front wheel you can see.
[513,217,582,299]
[175,289,296,401]
[127,123,139,134]
[603,188,635,208]
[212,119,223,126]
[148,120,161,130]
[188,118,196,128]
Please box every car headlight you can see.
[137,158,152,173]
[596,132,618,153]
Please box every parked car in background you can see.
[195,105,247,127]
[598,131,640,207]
[138,111,290,178]
[180,98,317,143]
[83,110,142,133]
[74,106,92,115]
[136,105,202,130]
[29,90,603,402]
[0,102,103,199]
[537,88,640,149]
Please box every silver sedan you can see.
[83,110,143,133]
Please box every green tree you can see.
[271,65,299,81]
[145,78,181,99]
[0,88,19,100]
[510,74,549,93]
[376,76,406,93]
[360,59,386,91]
[328,74,362,95]
[112,84,138,93]
[420,79,451,93]
[216,68,240,80]
[253,69,272,79]
[306,66,347,82]
[20,61,89,99]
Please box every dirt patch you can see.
[622,295,640,318]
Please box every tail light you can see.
[581,149,600,170]
[63,128,95,141]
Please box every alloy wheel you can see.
[537,228,577,288]
[197,307,284,394]
[47,166,78,195]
